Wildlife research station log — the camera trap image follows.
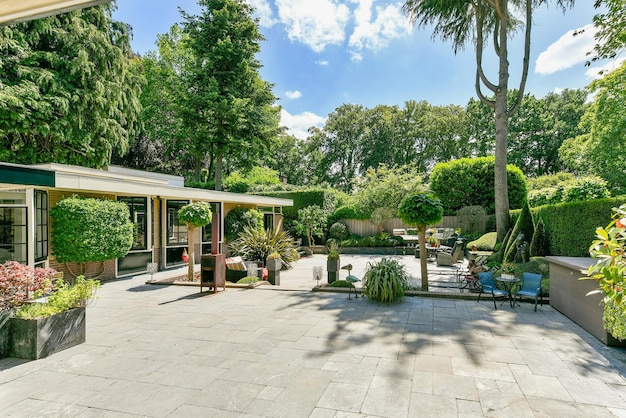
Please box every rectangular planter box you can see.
[546,256,626,347]
[8,306,86,360]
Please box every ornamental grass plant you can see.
[362,257,409,303]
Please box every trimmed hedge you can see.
[430,156,527,215]
[533,196,626,257]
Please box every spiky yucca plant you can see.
[229,226,299,267]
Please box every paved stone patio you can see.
[2,254,626,417]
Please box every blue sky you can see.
[113,1,621,139]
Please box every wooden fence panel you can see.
[341,215,489,237]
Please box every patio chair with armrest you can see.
[513,272,543,311]
[477,271,509,310]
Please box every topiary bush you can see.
[362,258,409,302]
[503,202,534,263]
[51,196,134,273]
[328,222,349,241]
[530,216,550,256]
[467,232,498,251]
[331,205,368,221]
[430,156,527,215]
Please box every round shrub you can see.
[328,280,353,288]
[332,205,368,220]
[430,156,527,214]
[362,258,409,303]
[328,222,349,240]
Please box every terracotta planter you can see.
[8,306,86,360]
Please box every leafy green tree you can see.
[178,202,213,281]
[294,205,328,246]
[51,197,134,277]
[223,166,281,193]
[352,164,425,217]
[403,0,575,241]
[585,0,626,65]
[0,5,142,168]
[560,61,626,195]
[180,0,280,189]
[307,104,366,192]
[264,133,311,187]
[113,26,195,176]
[467,89,587,177]
[430,157,527,215]
[397,193,444,290]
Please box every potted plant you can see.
[327,240,341,284]
[266,252,282,285]
[8,276,100,360]
[501,263,516,280]
[0,261,57,358]
[427,236,440,247]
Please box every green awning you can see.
[0,164,55,187]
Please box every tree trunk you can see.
[418,225,428,291]
[494,1,511,242]
[187,226,194,281]
[214,150,223,191]
[193,158,201,182]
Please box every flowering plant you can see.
[0,261,56,311]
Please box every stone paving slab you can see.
[2,255,626,417]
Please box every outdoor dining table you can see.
[495,275,521,307]
[425,244,451,261]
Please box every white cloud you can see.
[535,24,598,75]
[275,0,350,52]
[280,109,326,139]
[585,57,626,79]
[316,59,330,66]
[348,0,412,60]
[285,90,302,99]
[248,0,277,27]
[552,87,564,95]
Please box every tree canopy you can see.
[179,0,280,189]
[402,0,575,241]
[0,5,142,168]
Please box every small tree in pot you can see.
[178,202,213,282]
[397,193,444,291]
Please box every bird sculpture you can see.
[341,264,360,299]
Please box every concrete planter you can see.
[8,306,86,360]
[266,259,282,271]
[327,259,340,284]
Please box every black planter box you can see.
[8,306,86,360]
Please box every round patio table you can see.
[495,275,520,307]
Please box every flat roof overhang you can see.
[0,0,111,26]
[0,163,55,188]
